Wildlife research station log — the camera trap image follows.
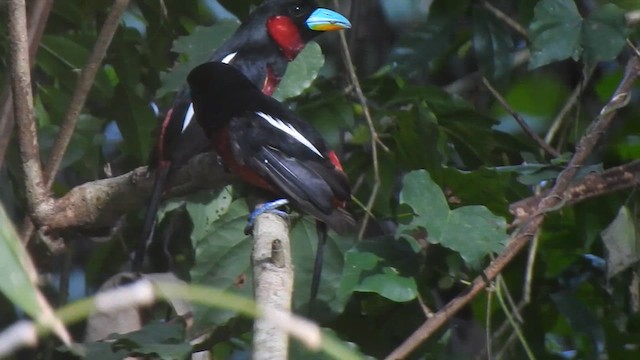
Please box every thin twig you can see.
[444,49,530,94]
[544,67,595,147]
[495,280,535,360]
[333,0,382,240]
[481,1,528,39]
[485,287,493,360]
[482,77,560,157]
[384,53,640,360]
[0,0,54,168]
[523,230,540,304]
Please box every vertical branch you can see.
[20,0,130,242]
[42,0,131,187]
[332,0,385,240]
[8,0,47,212]
[252,213,294,360]
[0,0,54,168]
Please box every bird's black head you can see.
[187,62,264,131]
[250,0,351,60]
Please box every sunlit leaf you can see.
[601,206,640,279]
[397,170,507,268]
[273,42,324,101]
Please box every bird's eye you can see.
[290,4,305,17]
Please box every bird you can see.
[136,0,351,271]
[187,61,354,306]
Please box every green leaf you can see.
[397,170,507,268]
[111,84,156,161]
[472,6,514,81]
[289,217,355,316]
[529,0,627,69]
[528,0,582,69]
[601,206,640,279]
[581,4,627,66]
[111,322,191,360]
[0,204,41,318]
[273,42,324,101]
[185,187,233,242]
[157,21,240,98]
[190,199,254,331]
[339,251,418,303]
[189,197,355,327]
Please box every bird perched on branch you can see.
[187,61,354,306]
[136,0,351,271]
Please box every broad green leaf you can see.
[472,6,514,81]
[397,170,507,268]
[111,322,191,360]
[0,204,41,318]
[581,4,627,66]
[435,167,513,217]
[528,0,582,69]
[273,42,324,101]
[529,0,627,69]
[39,35,113,98]
[601,206,640,279]
[186,187,233,242]
[289,217,355,316]
[189,198,355,328]
[338,250,418,303]
[157,21,240,98]
[0,204,69,343]
[190,199,254,331]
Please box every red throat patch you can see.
[267,16,305,61]
[262,65,281,96]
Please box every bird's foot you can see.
[244,199,290,235]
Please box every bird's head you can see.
[256,0,351,60]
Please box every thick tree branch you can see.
[385,54,640,360]
[40,153,231,230]
[510,160,640,220]
[252,213,293,360]
[8,0,48,214]
[0,0,54,168]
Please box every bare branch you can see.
[0,0,54,168]
[40,152,231,230]
[481,1,528,39]
[252,213,294,360]
[482,77,560,157]
[8,0,48,214]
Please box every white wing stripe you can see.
[221,52,238,64]
[182,104,194,133]
[255,111,324,158]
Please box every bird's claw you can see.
[244,199,290,235]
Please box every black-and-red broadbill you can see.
[187,61,354,304]
[136,0,351,271]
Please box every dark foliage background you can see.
[2,0,640,359]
